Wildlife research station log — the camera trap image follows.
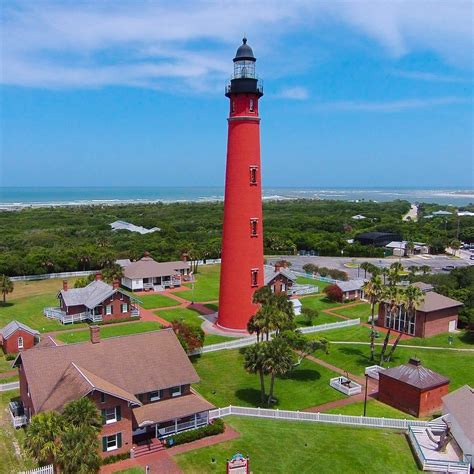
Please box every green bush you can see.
[97,317,143,326]
[164,418,225,447]
[101,452,130,465]
[5,353,16,361]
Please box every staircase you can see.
[132,439,165,458]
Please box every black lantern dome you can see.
[233,37,255,62]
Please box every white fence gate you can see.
[19,465,54,474]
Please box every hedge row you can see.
[164,418,225,447]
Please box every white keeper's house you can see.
[117,252,192,292]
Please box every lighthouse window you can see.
[251,269,259,287]
[249,99,254,112]
[249,166,258,185]
[250,218,258,237]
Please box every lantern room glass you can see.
[234,60,256,79]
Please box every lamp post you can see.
[363,373,369,416]
[191,282,195,305]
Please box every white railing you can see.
[158,419,207,437]
[209,405,433,430]
[330,376,362,396]
[0,381,20,392]
[189,319,360,356]
[408,426,470,473]
[291,285,319,296]
[20,465,54,474]
[365,365,386,380]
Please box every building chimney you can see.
[95,272,103,281]
[63,280,68,291]
[181,252,188,262]
[408,357,421,366]
[90,325,100,344]
[274,263,282,273]
[143,251,151,258]
[113,279,120,289]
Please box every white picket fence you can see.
[209,405,434,430]
[189,319,360,356]
[19,465,54,474]
[0,381,20,392]
[10,270,97,282]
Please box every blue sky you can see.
[1,0,473,188]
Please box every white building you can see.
[385,241,429,257]
[110,220,160,235]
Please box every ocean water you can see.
[0,186,473,209]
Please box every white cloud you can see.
[0,0,472,90]
[317,96,471,112]
[275,86,309,100]
[391,70,472,83]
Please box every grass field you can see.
[175,416,418,474]
[116,469,144,474]
[203,303,218,312]
[0,356,14,373]
[331,303,375,322]
[299,295,342,312]
[55,321,163,344]
[295,276,330,290]
[294,311,341,327]
[0,375,18,384]
[400,330,474,349]
[0,390,36,473]
[155,307,205,328]
[306,324,373,343]
[318,343,474,390]
[138,293,181,309]
[191,349,344,410]
[0,294,88,333]
[179,265,220,302]
[324,399,417,419]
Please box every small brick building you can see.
[378,358,450,417]
[0,321,40,354]
[377,284,462,337]
[264,264,297,294]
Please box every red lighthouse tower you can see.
[217,38,264,331]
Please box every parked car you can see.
[470,255,474,261]
[442,265,456,271]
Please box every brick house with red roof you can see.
[12,327,214,458]
[0,321,40,354]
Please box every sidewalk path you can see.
[100,450,182,474]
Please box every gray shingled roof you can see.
[336,279,365,292]
[0,320,39,339]
[264,267,297,285]
[412,282,434,292]
[417,291,463,312]
[122,257,189,279]
[443,385,474,443]
[381,359,449,390]
[60,280,116,309]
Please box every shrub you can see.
[164,419,225,447]
[101,452,130,465]
[172,321,204,353]
[5,353,16,361]
[302,263,318,274]
[324,285,343,303]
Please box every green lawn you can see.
[0,375,18,384]
[179,265,220,302]
[0,356,14,373]
[138,293,181,309]
[331,303,376,322]
[299,295,341,312]
[318,343,474,390]
[306,324,373,343]
[400,330,474,349]
[0,295,88,333]
[155,307,204,328]
[203,334,235,346]
[324,399,417,419]
[55,321,163,344]
[296,276,330,290]
[191,349,345,410]
[0,390,37,472]
[116,469,144,474]
[294,311,341,327]
[175,416,418,474]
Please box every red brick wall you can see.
[269,275,293,294]
[88,392,134,458]
[100,292,133,322]
[418,308,459,338]
[378,374,448,417]
[2,330,36,354]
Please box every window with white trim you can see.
[170,386,182,397]
[105,305,113,315]
[18,336,24,349]
[104,407,117,424]
[249,166,258,185]
[250,218,258,237]
[102,433,122,452]
[251,269,259,287]
[249,98,254,112]
[121,303,128,313]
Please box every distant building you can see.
[118,252,191,292]
[378,357,450,417]
[377,285,462,337]
[110,220,160,235]
[264,264,297,294]
[0,321,40,354]
[351,214,366,220]
[354,232,402,247]
[43,274,141,324]
[335,279,365,301]
[458,211,474,217]
[442,385,474,465]
[432,210,453,216]
[385,241,430,257]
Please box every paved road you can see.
[267,254,470,279]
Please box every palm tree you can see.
[388,262,403,286]
[385,286,424,362]
[0,274,14,304]
[252,286,273,306]
[57,426,101,474]
[362,275,383,361]
[381,267,389,285]
[379,286,403,364]
[24,411,65,470]
[450,239,461,256]
[62,398,101,432]
[247,315,262,342]
[408,265,419,280]
[244,343,268,404]
[420,265,431,275]
[262,338,294,406]
[360,261,371,279]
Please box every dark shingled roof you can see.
[380,358,449,390]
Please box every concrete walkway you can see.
[330,341,474,352]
